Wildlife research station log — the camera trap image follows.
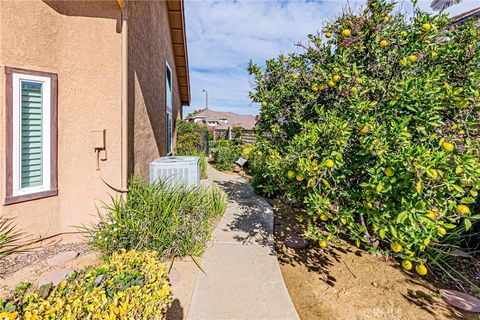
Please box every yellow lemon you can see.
[437,226,447,236]
[457,204,471,215]
[333,74,341,83]
[399,58,408,66]
[318,84,326,91]
[423,238,431,246]
[325,159,335,168]
[328,80,336,87]
[415,264,428,276]
[431,52,438,60]
[400,30,407,37]
[325,31,332,38]
[380,39,389,47]
[356,77,363,84]
[261,101,267,107]
[320,214,329,222]
[312,84,319,91]
[402,260,413,271]
[441,141,455,152]
[287,170,295,179]
[292,73,299,79]
[390,242,403,253]
[351,86,359,93]
[425,210,437,220]
[359,125,370,134]
[384,167,394,177]
[421,23,432,32]
[296,175,304,182]
[319,240,328,248]
[342,29,351,37]
[408,55,418,63]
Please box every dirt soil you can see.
[274,202,478,320]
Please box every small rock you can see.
[38,268,74,287]
[284,234,308,249]
[46,251,79,266]
[94,275,104,286]
[371,282,378,287]
[38,283,53,299]
[233,166,241,173]
[440,289,480,313]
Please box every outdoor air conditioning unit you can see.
[149,156,200,189]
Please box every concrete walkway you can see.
[186,165,299,320]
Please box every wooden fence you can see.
[213,128,256,144]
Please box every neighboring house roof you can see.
[451,6,480,26]
[167,0,190,106]
[188,109,257,130]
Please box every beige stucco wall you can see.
[0,0,123,241]
[127,0,182,179]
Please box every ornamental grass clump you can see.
[248,0,480,279]
[86,177,227,257]
[1,250,172,320]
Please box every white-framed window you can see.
[4,67,58,204]
[166,62,173,155]
[13,73,51,196]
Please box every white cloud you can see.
[183,0,480,116]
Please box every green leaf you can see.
[443,223,457,229]
[461,197,475,204]
[464,219,472,231]
[389,225,398,238]
[416,180,424,194]
[396,212,408,224]
[379,229,386,239]
[452,185,465,193]
[376,183,383,193]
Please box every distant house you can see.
[450,7,480,28]
[187,109,256,131]
[1,0,190,241]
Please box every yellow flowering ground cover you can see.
[0,250,172,320]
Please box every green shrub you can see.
[210,140,242,171]
[1,250,171,319]
[175,119,208,179]
[175,119,205,156]
[85,177,227,257]
[248,0,480,277]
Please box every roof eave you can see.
[167,0,190,106]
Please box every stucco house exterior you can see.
[0,0,190,240]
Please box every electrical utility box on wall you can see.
[149,156,200,189]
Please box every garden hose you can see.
[95,150,129,193]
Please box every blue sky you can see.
[183,0,479,116]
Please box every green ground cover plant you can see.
[85,177,227,257]
[0,250,171,320]
[248,0,480,279]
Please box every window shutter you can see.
[20,81,43,188]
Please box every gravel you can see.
[0,242,93,277]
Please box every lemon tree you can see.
[248,0,480,276]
